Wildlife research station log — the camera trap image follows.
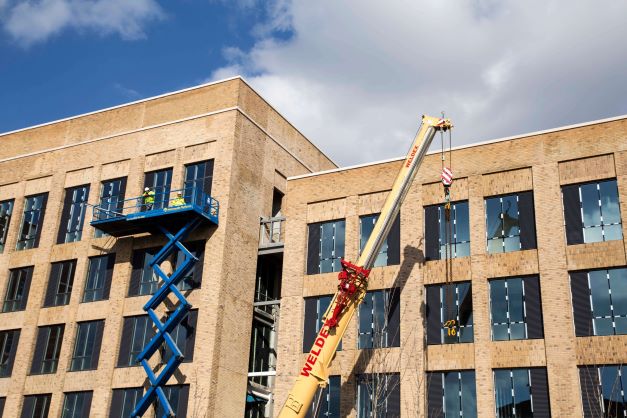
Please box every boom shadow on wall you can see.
[312,244,423,417]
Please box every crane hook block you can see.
[325,259,370,328]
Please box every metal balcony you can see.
[259,216,285,254]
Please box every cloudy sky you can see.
[1,1,626,166]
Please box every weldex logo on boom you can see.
[405,144,419,167]
[300,326,331,377]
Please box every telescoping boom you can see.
[278,115,453,417]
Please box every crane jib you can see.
[278,115,453,418]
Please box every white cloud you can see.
[1,0,164,46]
[211,0,627,166]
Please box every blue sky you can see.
[0,1,284,132]
[1,1,626,166]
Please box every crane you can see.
[278,115,453,417]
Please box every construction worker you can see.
[142,187,155,211]
[171,192,186,207]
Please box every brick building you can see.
[0,77,335,418]
[274,115,627,418]
[0,75,626,418]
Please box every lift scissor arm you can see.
[278,115,453,417]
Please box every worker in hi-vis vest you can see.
[171,192,185,207]
[142,187,155,211]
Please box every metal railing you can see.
[91,188,219,222]
[259,216,286,247]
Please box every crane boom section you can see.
[278,115,452,418]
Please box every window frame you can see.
[0,199,14,253]
[357,288,400,349]
[426,282,474,345]
[31,324,65,375]
[306,219,346,275]
[427,370,477,418]
[70,320,104,372]
[44,260,77,307]
[57,184,90,244]
[425,200,471,261]
[3,266,33,312]
[16,193,48,250]
[0,329,20,378]
[356,373,400,418]
[62,391,93,418]
[82,254,115,303]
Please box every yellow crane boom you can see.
[278,115,453,417]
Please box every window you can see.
[117,315,155,367]
[358,289,400,349]
[70,320,104,371]
[154,385,190,417]
[0,329,20,377]
[31,324,64,375]
[43,260,77,307]
[57,185,90,244]
[424,201,470,261]
[579,364,627,418]
[173,241,205,290]
[62,391,93,418]
[485,192,536,253]
[571,268,627,337]
[427,370,477,418]
[307,376,340,418]
[0,397,5,417]
[0,199,14,253]
[16,193,48,250]
[109,387,142,418]
[306,219,346,274]
[162,310,197,363]
[129,247,159,296]
[563,179,623,245]
[83,254,115,302]
[494,368,550,418]
[489,276,543,341]
[95,178,127,237]
[21,394,51,418]
[359,213,400,267]
[3,266,33,312]
[303,295,341,352]
[357,373,400,417]
[144,168,172,210]
[426,282,473,345]
[184,160,214,204]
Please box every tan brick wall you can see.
[276,117,627,417]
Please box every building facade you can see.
[1,75,626,418]
[275,116,627,417]
[0,77,335,418]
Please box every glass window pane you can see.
[581,183,601,227]
[320,224,334,259]
[490,281,508,323]
[444,372,461,417]
[583,225,603,243]
[360,216,375,253]
[508,279,524,323]
[494,370,514,417]
[502,195,519,237]
[510,323,527,340]
[488,238,503,254]
[609,268,627,316]
[512,369,531,416]
[334,221,345,260]
[460,371,477,418]
[614,317,627,335]
[454,202,470,243]
[593,318,614,336]
[589,271,612,317]
[599,180,621,224]
[504,235,520,252]
[493,324,509,341]
[456,242,470,258]
[486,198,503,239]
[604,224,623,241]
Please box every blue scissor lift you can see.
[91,189,219,417]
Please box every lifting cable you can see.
[440,113,456,335]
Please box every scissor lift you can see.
[91,188,219,417]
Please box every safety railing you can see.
[259,216,286,248]
[91,188,219,223]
